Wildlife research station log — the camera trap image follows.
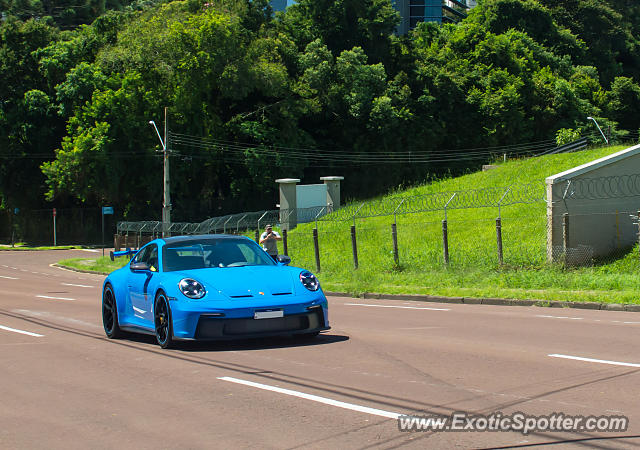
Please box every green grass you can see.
[281,145,640,304]
[55,145,640,303]
[58,256,128,273]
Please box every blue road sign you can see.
[102,206,114,215]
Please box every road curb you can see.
[51,263,108,275]
[324,291,640,312]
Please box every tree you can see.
[606,77,640,132]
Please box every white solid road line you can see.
[343,303,450,311]
[61,283,95,288]
[549,354,640,368]
[0,275,19,280]
[78,249,100,253]
[218,376,402,420]
[36,295,75,301]
[0,325,43,337]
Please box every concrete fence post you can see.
[283,229,288,256]
[637,210,640,260]
[313,228,321,273]
[350,225,358,269]
[442,220,449,265]
[496,217,503,265]
[392,223,399,266]
[562,213,570,254]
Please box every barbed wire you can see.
[117,182,547,233]
[556,174,640,200]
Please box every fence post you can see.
[442,220,449,265]
[351,225,358,269]
[562,213,570,254]
[283,229,288,256]
[313,228,321,272]
[391,223,399,266]
[496,217,503,265]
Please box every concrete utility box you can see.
[276,178,300,230]
[546,144,640,264]
[276,176,344,229]
[320,176,344,210]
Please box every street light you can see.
[587,116,609,145]
[149,107,171,237]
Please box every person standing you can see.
[259,224,282,260]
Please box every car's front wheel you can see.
[154,293,174,349]
[102,284,122,339]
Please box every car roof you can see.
[161,234,249,245]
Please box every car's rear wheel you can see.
[102,285,122,339]
[154,293,174,349]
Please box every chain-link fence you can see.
[280,208,638,274]
[112,178,640,271]
[282,203,549,273]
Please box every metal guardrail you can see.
[537,137,589,156]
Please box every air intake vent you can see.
[230,295,253,298]
[272,292,292,296]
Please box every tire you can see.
[102,284,123,339]
[154,293,174,349]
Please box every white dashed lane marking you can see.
[0,325,43,337]
[343,303,450,311]
[536,315,583,320]
[0,275,19,280]
[536,314,640,326]
[61,283,95,288]
[218,376,401,419]
[549,354,640,368]
[35,295,75,301]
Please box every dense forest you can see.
[2,0,640,225]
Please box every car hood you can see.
[170,265,298,298]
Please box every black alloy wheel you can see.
[154,293,174,349]
[102,285,122,339]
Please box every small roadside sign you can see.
[52,208,57,217]
[102,206,114,215]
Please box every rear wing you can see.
[110,248,136,261]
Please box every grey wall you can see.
[546,144,640,264]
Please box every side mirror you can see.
[130,261,150,272]
[276,255,291,265]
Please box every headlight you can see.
[299,271,319,291]
[179,278,206,299]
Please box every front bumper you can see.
[168,293,329,340]
[194,308,328,340]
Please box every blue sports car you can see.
[102,234,329,348]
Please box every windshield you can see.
[162,238,275,272]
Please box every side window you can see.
[133,246,150,264]
[132,244,158,271]
[147,245,158,271]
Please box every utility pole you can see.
[149,107,171,237]
[162,107,171,237]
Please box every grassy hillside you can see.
[284,145,640,304]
